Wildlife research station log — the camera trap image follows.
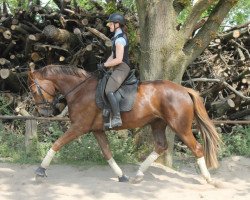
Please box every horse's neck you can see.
[46,75,75,94]
[55,74,96,99]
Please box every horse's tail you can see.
[185,87,221,169]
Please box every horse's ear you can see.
[30,64,35,73]
[28,64,35,80]
[28,68,35,81]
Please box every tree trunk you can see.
[136,0,184,167]
[135,0,239,167]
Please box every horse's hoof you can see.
[118,175,129,182]
[35,167,47,178]
[129,175,144,184]
[208,179,224,188]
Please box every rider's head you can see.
[107,13,125,32]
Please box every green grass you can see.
[1,121,249,166]
[0,121,137,165]
[219,125,250,158]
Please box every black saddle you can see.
[96,69,138,128]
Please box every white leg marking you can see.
[197,157,212,182]
[136,151,160,176]
[41,148,56,169]
[108,157,123,177]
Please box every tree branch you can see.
[223,20,250,33]
[181,0,215,40]
[184,0,239,65]
[182,78,250,100]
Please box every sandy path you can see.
[0,156,249,200]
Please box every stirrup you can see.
[111,116,122,127]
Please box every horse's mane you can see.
[38,65,89,78]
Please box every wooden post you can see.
[25,119,38,153]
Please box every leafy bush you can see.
[1,119,249,165]
[0,121,42,163]
[51,126,136,164]
[0,121,137,165]
[0,95,12,115]
[219,125,250,158]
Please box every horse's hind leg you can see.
[93,131,129,182]
[171,124,212,183]
[132,119,167,183]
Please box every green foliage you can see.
[56,132,136,165]
[219,125,250,158]
[121,0,137,12]
[178,0,249,28]
[224,0,250,26]
[76,0,96,10]
[0,121,42,163]
[177,6,191,24]
[1,119,250,166]
[103,1,117,14]
[41,121,63,143]
[3,0,59,12]
[0,121,137,165]
[108,131,136,163]
[134,142,154,162]
[0,95,12,115]
[52,127,136,164]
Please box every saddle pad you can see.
[95,71,138,112]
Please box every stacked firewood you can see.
[0,1,249,121]
[0,0,113,93]
[183,22,250,120]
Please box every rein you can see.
[30,69,98,108]
[60,68,109,98]
[62,74,93,99]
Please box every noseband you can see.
[30,70,97,110]
[30,79,58,109]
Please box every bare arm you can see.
[106,53,113,62]
[104,44,124,68]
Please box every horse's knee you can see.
[52,140,64,151]
[155,141,167,155]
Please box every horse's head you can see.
[28,69,56,117]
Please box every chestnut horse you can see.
[29,65,220,184]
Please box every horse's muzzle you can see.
[37,107,54,117]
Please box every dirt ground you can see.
[0,156,249,200]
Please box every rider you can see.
[100,13,130,128]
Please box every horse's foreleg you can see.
[132,120,167,184]
[35,126,83,178]
[93,131,129,182]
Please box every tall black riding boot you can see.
[106,92,122,127]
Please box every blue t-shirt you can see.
[114,29,126,46]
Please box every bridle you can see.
[29,79,57,110]
[29,72,95,110]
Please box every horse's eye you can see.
[31,91,37,96]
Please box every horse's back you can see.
[137,79,191,101]
[123,80,193,121]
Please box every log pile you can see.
[0,0,113,93]
[183,22,250,121]
[0,1,249,122]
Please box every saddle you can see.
[96,69,138,129]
